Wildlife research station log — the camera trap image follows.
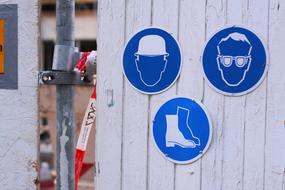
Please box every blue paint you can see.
[152,97,212,164]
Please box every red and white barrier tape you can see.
[74,51,97,190]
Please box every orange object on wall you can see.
[0,19,4,74]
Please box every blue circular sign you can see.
[202,26,267,95]
[152,97,212,164]
[123,27,182,94]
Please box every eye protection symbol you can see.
[217,55,251,67]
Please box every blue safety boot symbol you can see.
[152,97,212,164]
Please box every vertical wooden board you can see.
[222,1,247,190]
[222,96,245,190]
[0,0,38,189]
[243,0,268,190]
[177,0,205,101]
[201,0,227,189]
[147,1,179,190]
[243,86,267,190]
[175,1,205,190]
[265,1,285,189]
[122,1,151,190]
[226,0,247,24]
[95,0,125,190]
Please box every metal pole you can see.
[54,0,75,189]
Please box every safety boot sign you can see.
[152,97,212,164]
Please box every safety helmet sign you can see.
[123,27,182,94]
[152,97,212,164]
[202,26,267,96]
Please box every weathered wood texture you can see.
[96,0,285,190]
[0,1,38,190]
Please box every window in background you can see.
[79,40,97,52]
[41,1,97,14]
[42,41,54,71]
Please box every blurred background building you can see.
[39,0,97,189]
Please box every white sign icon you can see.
[165,107,200,148]
[135,35,169,87]
[216,32,253,87]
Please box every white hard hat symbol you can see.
[135,35,169,56]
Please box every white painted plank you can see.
[95,0,125,190]
[265,1,285,189]
[243,85,267,190]
[177,0,205,101]
[243,0,268,190]
[121,1,151,190]
[221,1,248,190]
[222,97,245,190]
[148,1,179,190]
[0,0,38,189]
[201,0,227,189]
[175,1,206,190]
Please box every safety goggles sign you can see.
[122,27,182,94]
[152,97,212,164]
[202,26,267,96]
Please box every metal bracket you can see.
[52,45,77,71]
[39,70,93,85]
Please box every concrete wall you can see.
[95,0,285,190]
[0,1,39,189]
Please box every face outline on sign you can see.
[122,27,182,95]
[216,32,253,87]
[202,26,267,96]
[134,35,169,87]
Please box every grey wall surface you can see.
[0,1,38,189]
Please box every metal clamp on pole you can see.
[39,70,93,85]
[38,48,96,85]
[52,45,76,71]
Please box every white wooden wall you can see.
[95,0,285,190]
[0,1,38,190]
